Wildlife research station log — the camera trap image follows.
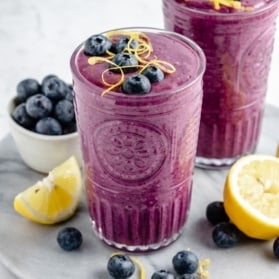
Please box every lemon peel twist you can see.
[87,30,176,95]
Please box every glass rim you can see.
[164,0,279,18]
[70,26,206,99]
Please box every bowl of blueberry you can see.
[8,74,82,173]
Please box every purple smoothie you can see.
[70,28,205,250]
[163,0,279,168]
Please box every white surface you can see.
[8,98,82,173]
[0,0,278,140]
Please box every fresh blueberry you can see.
[57,227,83,251]
[41,76,68,101]
[109,52,138,73]
[107,254,135,279]
[122,74,151,95]
[26,94,52,119]
[151,269,176,279]
[212,222,240,248]
[179,273,200,279]
[16,78,40,103]
[172,250,199,275]
[41,74,58,85]
[54,99,75,124]
[110,36,138,53]
[142,65,164,83]
[12,103,36,129]
[35,117,62,135]
[84,34,112,56]
[206,201,229,225]
[273,237,279,259]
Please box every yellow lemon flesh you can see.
[224,154,279,240]
[14,156,82,225]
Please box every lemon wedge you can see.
[14,156,82,224]
[224,154,279,240]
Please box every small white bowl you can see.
[8,98,82,173]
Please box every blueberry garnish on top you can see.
[84,34,112,56]
[110,36,139,54]
[110,52,138,73]
[142,65,165,83]
[122,74,151,95]
[84,31,176,95]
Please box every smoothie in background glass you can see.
[70,27,205,251]
[163,0,279,168]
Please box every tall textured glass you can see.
[163,0,279,168]
[70,27,205,251]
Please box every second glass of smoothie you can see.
[70,27,205,251]
[163,0,279,168]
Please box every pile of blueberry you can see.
[107,250,203,279]
[12,75,76,136]
[205,201,241,249]
[206,201,279,258]
[84,34,165,95]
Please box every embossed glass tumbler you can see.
[70,27,205,251]
[163,0,279,168]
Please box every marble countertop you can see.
[0,105,278,279]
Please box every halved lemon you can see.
[224,154,279,240]
[14,156,82,224]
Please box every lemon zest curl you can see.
[87,30,176,95]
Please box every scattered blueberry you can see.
[26,94,52,119]
[12,103,36,129]
[84,34,112,56]
[107,254,135,279]
[172,250,199,275]
[42,76,68,101]
[206,201,229,225]
[35,117,63,135]
[16,78,40,103]
[122,74,151,95]
[110,36,139,53]
[142,65,164,83]
[54,99,75,124]
[273,237,279,259]
[57,227,83,251]
[151,269,176,279]
[110,52,138,73]
[212,222,240,248]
